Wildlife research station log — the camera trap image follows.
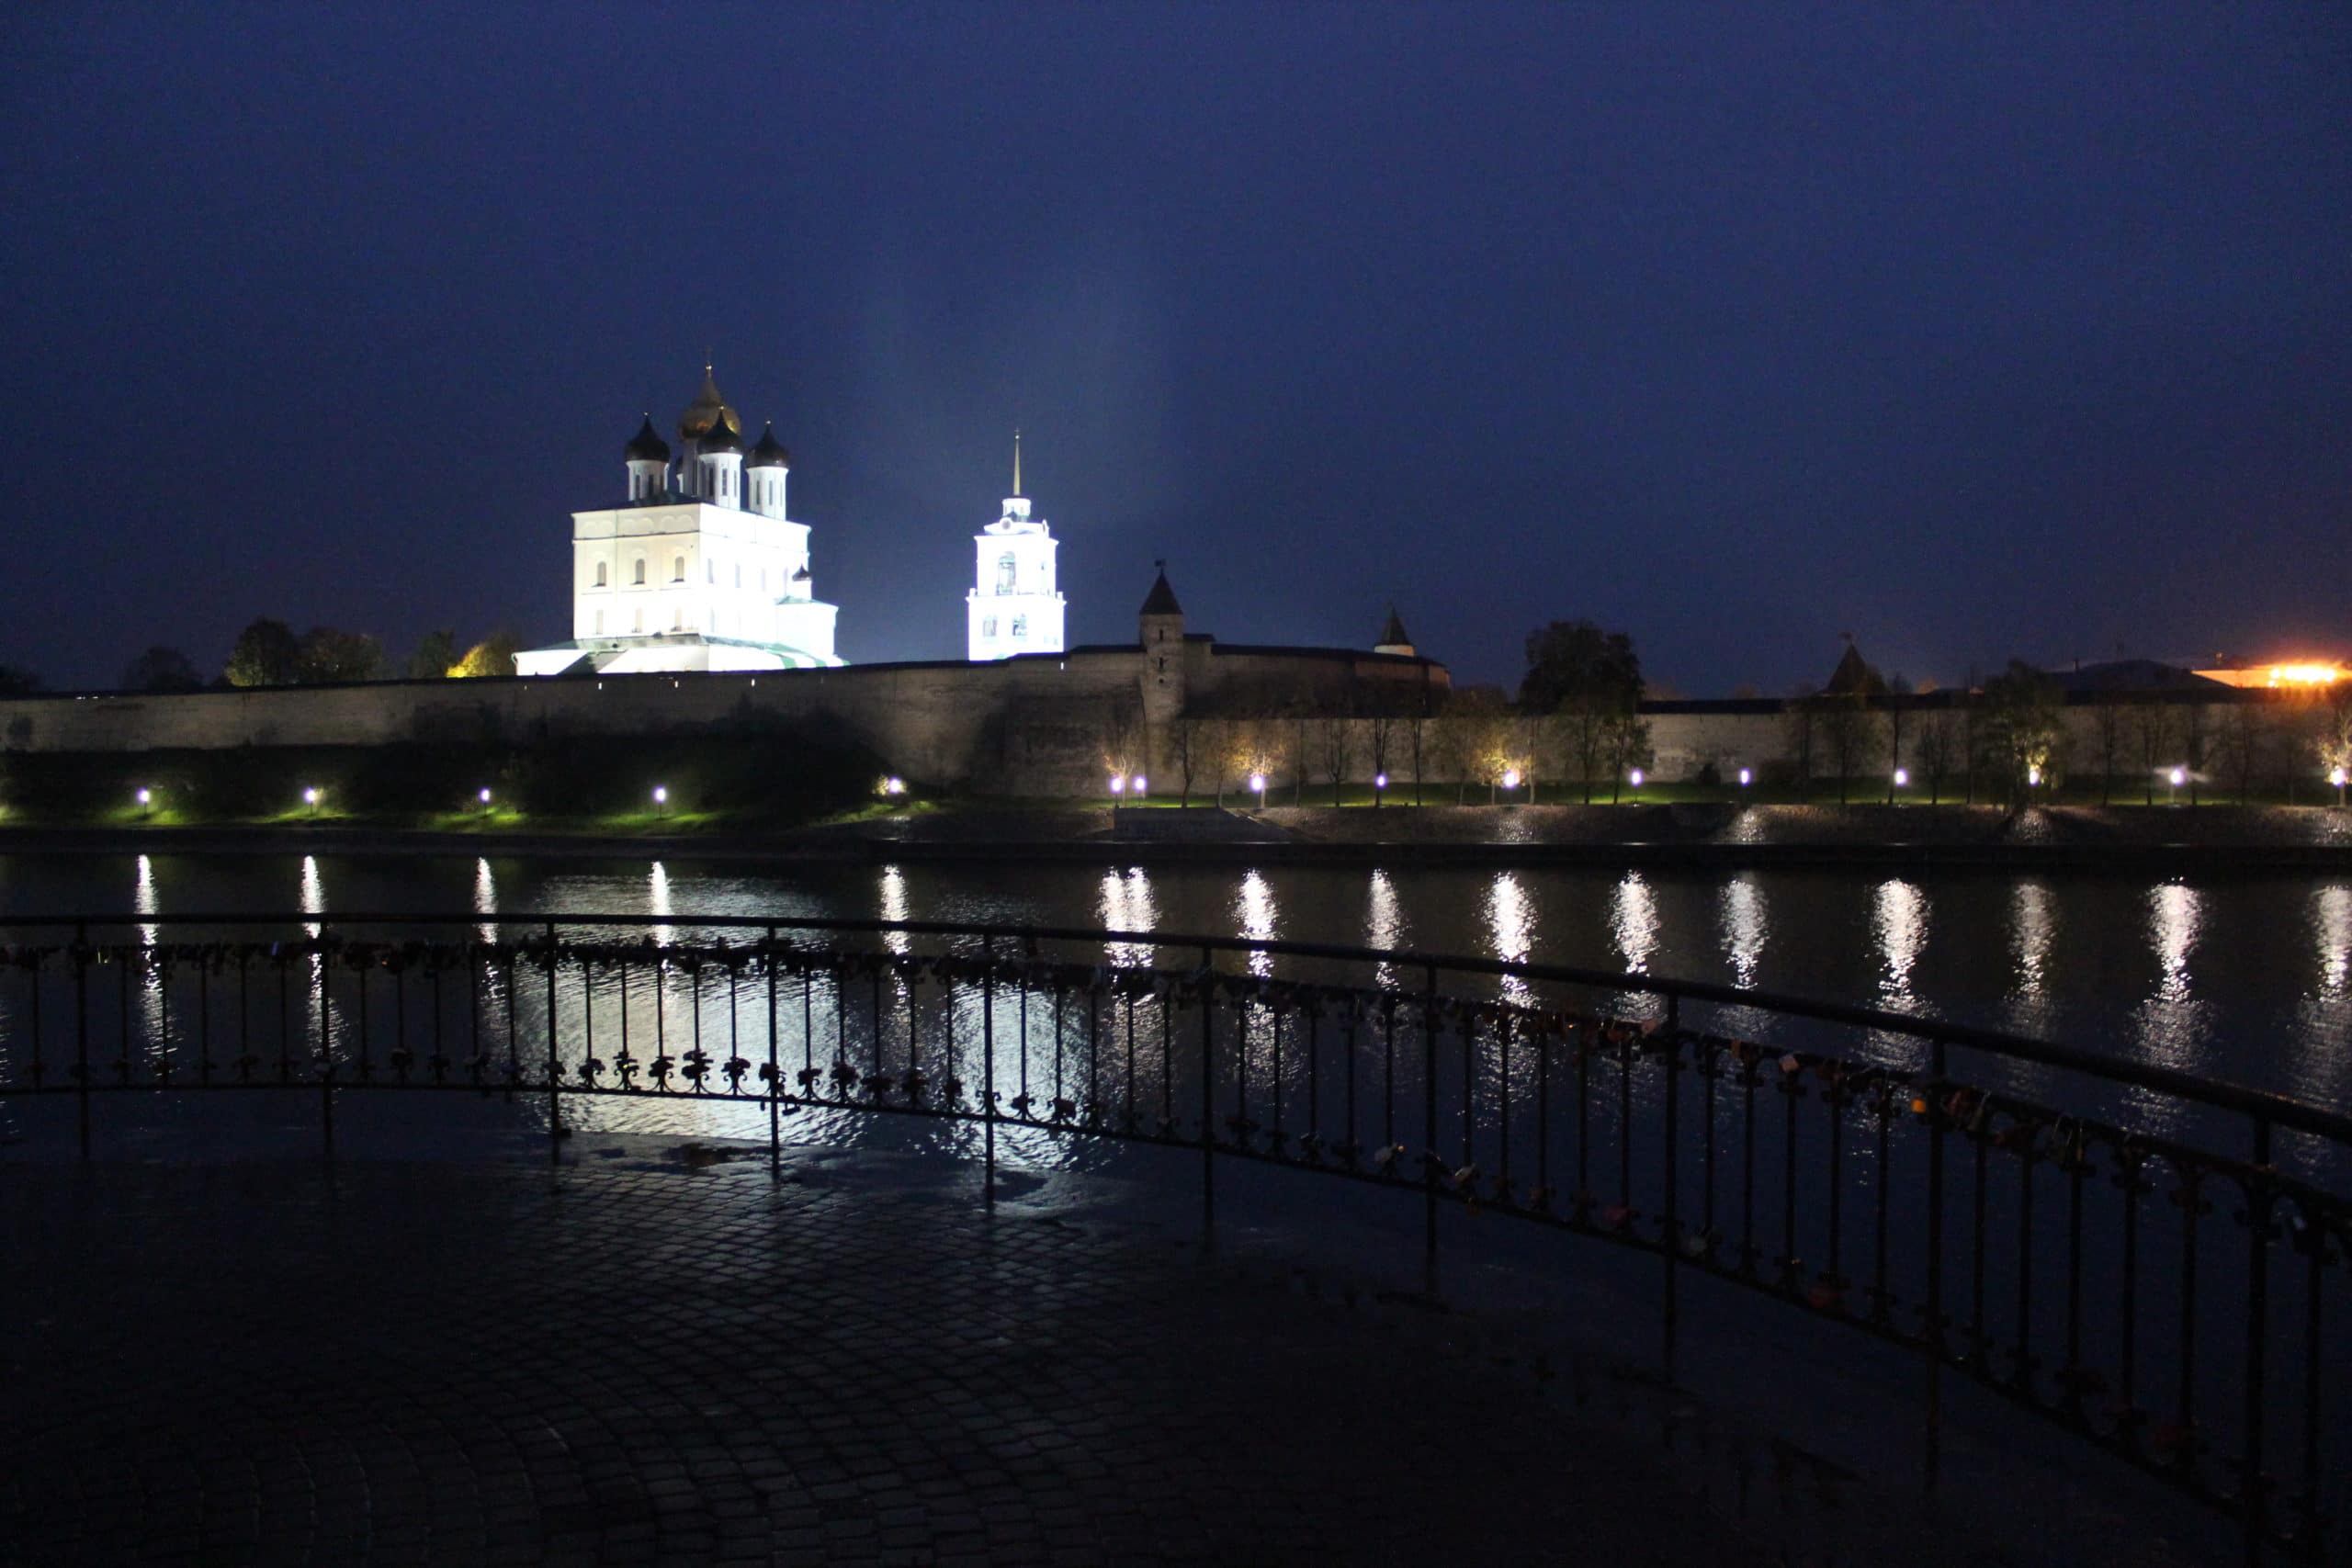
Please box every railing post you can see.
[545,920,560,1167]
[1423,963,1440,1287]
[74,921,89,1160]
[1200,943,1216,1233]
[1661,992,1680,1382]
[766,925,781,1181]
[2242,1115,2273,1567]
[1924,1040,1947,1492]
[982,933,996,1210]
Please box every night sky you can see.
[4,4,2346,694]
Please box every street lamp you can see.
[2168,766,2185,805]
[1374,771,1387,808]
[136,786,152,818]
[2333,765,2346,808]
[1250,772,1267,810]
[653,785,669,818]
[879,776,906,797]
[1737,767,1752,791]
[1131,775,1148,798]
[1628,767,1644,801]
[478,787,492,810]
[1108,775,1125,797]
[302,786,321,818]
[2027,764,2042,789]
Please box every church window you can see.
[632,558,646,586]
[673,556,685,582]
[1012,616,1027,638]
[982,617,998,638]
[997,552,1016,593]
[594,561,607,587]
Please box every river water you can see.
[0,850,2345,1116]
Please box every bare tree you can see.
[1603,711,1652,804]
[2132,700,2173,807]
[1917,708,1957,804]
[2219,695,2269,804]
[1366,711,1399,808]
[1316,715,1352,805]
[1821,694,1883,806]
[1203,716,1235,807]
[1100,696,1143,785]
[1167,716,1202,807]
[2091,691,2125,806]
[1781,692,1819,803]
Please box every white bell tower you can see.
[967,431,1065,661]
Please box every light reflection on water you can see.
[11,852,2352,1146]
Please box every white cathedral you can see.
[517,367,1066,677]
[515,368,843,676]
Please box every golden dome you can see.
[678,364,741,443]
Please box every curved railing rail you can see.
[0,910,2344,1564]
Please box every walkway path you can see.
[4,1148,1766,1567]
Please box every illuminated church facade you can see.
[514,368,842,676]
[966,432,1065,661]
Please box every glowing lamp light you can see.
[136,787,151,805]
[1374,773,1388,790]
[1249,773,1266,794]
[1894,768,1909,787]
[2334,767,2348,789]
[2169,768,2186,788]
[1108,775,1126,795]
[1737,768,1752,787]
[879,776,907,796]
[2027,765,2042,787]
[1132,775,1148,795]
[1500,769,1521,790]
[1629,769,1644,787]
[478,787,492,805]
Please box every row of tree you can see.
[102,623,522,693]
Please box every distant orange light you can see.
[2264,663,2344,688]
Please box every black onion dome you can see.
[747,421,792,468]
[696,414,742,454]
[625,414,672,463]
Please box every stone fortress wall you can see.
[3,662,2323,798]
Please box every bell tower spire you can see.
[1012,428,1022,498]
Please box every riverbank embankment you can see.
[5,802,2352,872]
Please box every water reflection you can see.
[880,864,911,956]
[2007,880,2056,1034]
[1871,879,1928,1015]
[1365,870,1405,989]
[1720,875,1766,988]
[2315,886,2350,1002]
[2131,883,2210,1076]
[1485,871,1532,1004]
[1098,866,1155,967]
[648,861,673,942]
[473,857,499,943]
[1237,871,1278,977]
[1609,872,1658,976]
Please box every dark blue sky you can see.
[4,3,2346,694]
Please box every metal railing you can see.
[0,909,2345,1564]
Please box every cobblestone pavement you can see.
[2,1149,1772,1567]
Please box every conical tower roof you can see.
[1378,604,1411,648]
[1139,564,1182,616]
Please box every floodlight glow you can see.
[1108,775,1125,795]
[1501,769,1521,790]
[2334,767,2347,788]
[1374,773,1388,789]
[136,788,151,805]
[2169,768,2187,787]
[1629,769,1644,787]
[1894,768,1909,787]
[1249,773,1266,793]
[2028,765,2042,787]
[653,786,667,803]
[303,788,319,804]
[880,776,907,795]
[1738,768,1752,787]
[1131,776,1147,795]
[478,787,492,804]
